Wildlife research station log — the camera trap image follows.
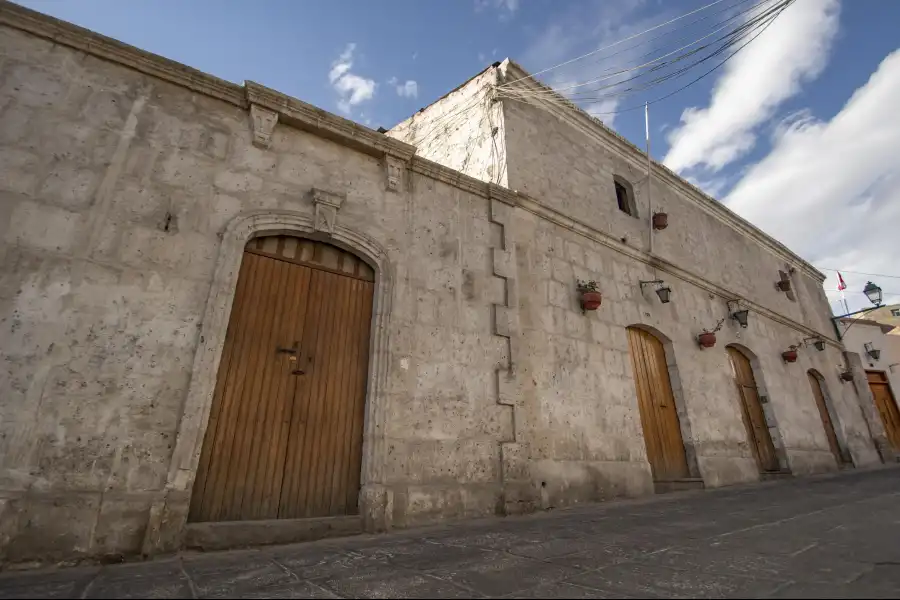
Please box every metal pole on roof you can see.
[646,102,653,256]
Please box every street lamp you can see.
[831,280,885,341]
[863,281,883,306]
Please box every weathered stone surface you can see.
[0,466,898,598]
[0,4,885,564]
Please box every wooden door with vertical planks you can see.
[627,327,690,481]
[189,236,374,522]
[727,347,780,472]
[867,371,900,451]
[807,370,845,465]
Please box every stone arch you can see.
[807,368,852,465]
[725,343,790,472]
[625,324,702,480]
[142,209,393,554]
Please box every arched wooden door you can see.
[726,347,780,472]
[807,370,847,465]
[867,371,900,451]
[626,327,690,481]
[189,236,375,523]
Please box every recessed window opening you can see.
[614,176,637,217]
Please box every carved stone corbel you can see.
[384,155,406,192]
[311,188,346,235]
[250,104,278,149]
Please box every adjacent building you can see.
[0,2,892,563]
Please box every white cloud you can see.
[388,76,418,99]
[395,80,418,99]
[517,0,651,131]
[329,43,376,115]
[725,49,900,312]
[475,0,519,20]
[663,0,839,174]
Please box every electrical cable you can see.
[498,0,735,88]
[497,0,791,108]
[503,0,778,98]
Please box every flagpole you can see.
[646,102,653,256]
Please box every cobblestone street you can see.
[2,466,899,598]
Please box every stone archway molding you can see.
[141,209,394,555]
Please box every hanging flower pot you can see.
[576,280,602,312]
[698,332,717,348]
[782,349,799,363]
[581,291,602,311]
[776,279,792,292]
[652,212,668,230]
[840,371,854,382]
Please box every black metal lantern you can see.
[656,286,672,304]
[640,280,672,304]
[814,339,825,351]
[727,300,749,328]
[863,281,883,306]
[864,342,881,361]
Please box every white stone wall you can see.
[386,68,507,187]
[0,7,884,564]
[0,23,507,560]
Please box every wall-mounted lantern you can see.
[863,281,883,306]
[640,279,672,304]
[727,299,749,328]
[803,337,826,351]
[576,280,602,313]
[652,212,668,230]
[782,344,800,363]
[864,342,881,361]
[697,318,725,349]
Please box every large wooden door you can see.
[727,347,780,472]
[189,236,375,522]
[626,327,690,480]
[807,371,847,465]
[867,371,900,451]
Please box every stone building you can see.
[838,317,900,456]
[0,2,890,563]
[852,302,900,335]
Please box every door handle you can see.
[276,342,299,355]
[276,342,307,375]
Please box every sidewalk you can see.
[1,466,899,598]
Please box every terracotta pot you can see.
[840,371,854,382]
[652,212,668,230]
[782,349,798,363]
[581,291,602,311]
[776,280,792,292]
[698,332,717,348]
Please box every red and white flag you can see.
[837,272,847,291]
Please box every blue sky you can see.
[16,0,900,312]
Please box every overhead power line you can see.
[495,0,794,116]
[499,0,735,88]
[816,268,900,280]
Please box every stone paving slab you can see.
[2,466,900,598]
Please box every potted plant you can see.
[782,345,800,363]
[652,212,668,230]
[697,318,725,349]
[577,280,602,311]
[840,370,854,382]
[776,279,792,292]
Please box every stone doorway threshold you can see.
[654,478,705,494]
[184,515,363,552]
[759,469,793,481]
